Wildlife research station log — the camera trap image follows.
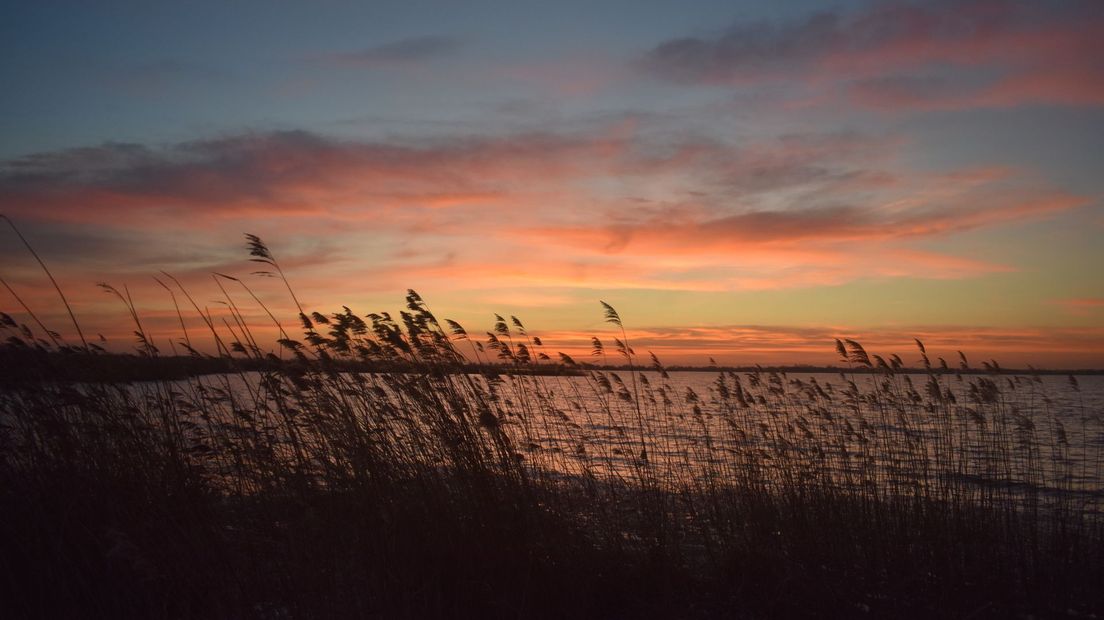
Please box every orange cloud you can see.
[492,324,1104,368]
[514,166,1081,288]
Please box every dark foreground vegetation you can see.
[1,233,1102,618]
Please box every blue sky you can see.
[1,0,1102,365]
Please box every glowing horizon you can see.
[1,0,1102,367]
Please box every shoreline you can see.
[2,347,1100,384]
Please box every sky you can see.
[1,0,1102,367]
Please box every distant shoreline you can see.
[2,347,1100,384]
[651,364,1104,376]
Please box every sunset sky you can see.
[1,0,1102,367]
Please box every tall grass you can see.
[1,233,1101,618]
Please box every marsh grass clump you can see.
[1,231,1102,618]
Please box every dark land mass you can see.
[0,345,586,384]
[659,364,1104,376]
[0,346,1099,385]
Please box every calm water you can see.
[492,371,1104,487]
[148,369,1104,502]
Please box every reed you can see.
[0,232,1101,618]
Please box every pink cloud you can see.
[642,0,1104,110]
[0,129,637,227]
[522,185,1083,257]
[1051,297,1104,317]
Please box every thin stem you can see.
[1,215,87,348]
